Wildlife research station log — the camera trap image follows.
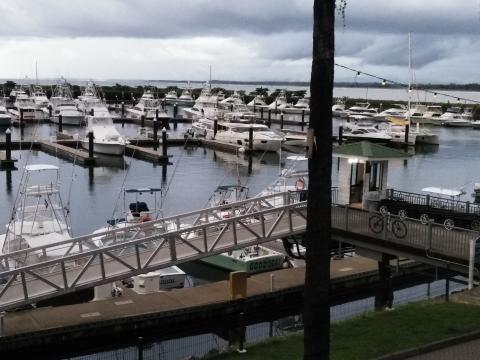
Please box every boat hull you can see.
[81,140,125,155]
[52,115,84,126]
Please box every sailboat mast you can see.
[209,65,212,91]
[35,61,38,86]
[408,33,411,124]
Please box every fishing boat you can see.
[164,90,178,102]
[0,164,73,269]
[247,95,269,111]
[0,104,11,126]
[342,124,392,143]
[9,88,36,122]
[31,85,49,110]
[49,79,84,126]
[176,84,195,105]
[81,112,128,155]
[127,89,168,120]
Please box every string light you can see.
[334,63,480,104]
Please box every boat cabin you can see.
[333,141,408,209]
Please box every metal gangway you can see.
[0,191,478,311]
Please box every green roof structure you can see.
[333,141,409,161]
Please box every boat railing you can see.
[387,188,480,215]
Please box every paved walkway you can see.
[407,338,480,359]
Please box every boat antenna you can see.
[209,65,212,91]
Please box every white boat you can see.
[405,104,428,124]
[471,120,480,129]
[31,85,49,109]
[76,81,106,115]
[280,129,307,146]
[9,89,36,122]
[437,111,471,127]
[384,124,439,145]
[48,80,84,126]
[374,104,407,121]
[81,113,128,155]
[176,86,195,105]
[127,90,168,120]
[421,106,443,124]
[342,124,392,142]
[346,103,379,121]
[294,95,310,110]
[247,95,269,111]
[0,164,73,268]
[183,84,225,120]
[267,90,288,111]
[164,90,178,102]
[0,105,11,126]
[332,100,348,118]
[192,118,284,152]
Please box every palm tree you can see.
[303,1,335,359]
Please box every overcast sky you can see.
[0,0,479,83]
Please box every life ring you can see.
[295,178,305,191]
[139,215,152,223]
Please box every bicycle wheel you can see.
[392,219,407,239]
[369,215,384,234]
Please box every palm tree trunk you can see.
[304,1,335,359]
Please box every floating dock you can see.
[0,257,444,359]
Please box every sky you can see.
[0,0,479,84]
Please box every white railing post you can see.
[468,238,476,290]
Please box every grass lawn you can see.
[206,301,480,360]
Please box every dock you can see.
[0,256,441,358]
[124,144,168,163]
[40,141,95,166]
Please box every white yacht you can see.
[49,80,84,126]
[9,89,36,122]
[183,84,224,120]
[404,104,428,124]
[81,113,128,155]
[76,81,106,115]
[192,118,284,151]
[374,104,407,121]
[384,124,439,145]
[268,90,288,111]
[280,129,307,146]
[0,104,11,126]
[437,111,471,127]
[342,124,392,142]
[31,85,49,109]
[0,164,73,267]
[294,95,310,110]
[332,100,348,118]
[127,90,168,120]
[176,86,195,105]
[164,90,178,102]
[247,95,269,111]
[346,102,378,120]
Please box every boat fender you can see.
[295,178,305,191]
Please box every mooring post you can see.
[268,109,271,127]
[237,312,247,354]
[90,108,94,116]
[141,115,145,128]
[161,99,165,110]
[121,102,125,128]
[5,128,11,161]
[155,108,159,123]
[58,114,63,133]
[48,104,52,118]
[138,336,144,360]
[338,126,343,145]
[19,108,24,126]
[214,119,218,138]
[375,254,393,310]
[153,119,158,151]
[260,107,264,120]
[248,126,253,152]
[405,124,410,144]
[162,127,168,158]
[445,274,450,301]
[270,273,275,292]
[301,109,305,128]
[253,101,256,113]
[162,163,167,183]
[173,103,178,119]
[0,311,5,337]
[280,112,284,129]
[88,131,94,158]
[468,239,476,290]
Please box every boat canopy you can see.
[25,164,59,172]
[124,187,162,193]
[421,187,463,197]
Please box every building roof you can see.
[333,141,409,161]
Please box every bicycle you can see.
[369,212,408,239]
